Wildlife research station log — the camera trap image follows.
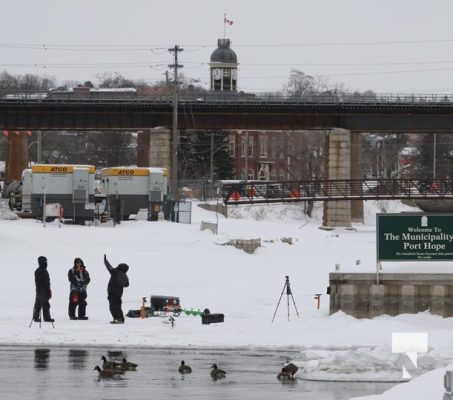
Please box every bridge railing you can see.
[221,179,453,205]
[1,89,453,106]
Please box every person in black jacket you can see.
[68,258,91,320]
[33,256,54,323]
[104,254,129,324]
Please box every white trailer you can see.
[100,167,168,220]
[29,164,96,223]
[21,168,32,212]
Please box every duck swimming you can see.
[120,358,137,371]
[277,368,294,382]
[282,362,298,378]
[101,355,122,370]
[94,365,124,378]
[210,363,226,379]
[178,360,192,374]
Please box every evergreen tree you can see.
[178,130,234,180]
[413,133,453,179]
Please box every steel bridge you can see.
[2,91,453,132]
[221,179,453,205]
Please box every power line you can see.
[6,58,453,72]
[3,38,453,49]
[0,62,168,68]
[231,61,453,67]
[5,41,453,94]
[168,45,184,199]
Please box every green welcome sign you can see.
[377,213,453,261]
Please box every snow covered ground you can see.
[1,199,453,399]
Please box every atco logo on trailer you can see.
[118,169,135,176]
[49,166,69,173]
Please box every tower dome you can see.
[209,39,238,92]
[210,39,237,63]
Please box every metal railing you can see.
[2,90,453,106]
[221,179,453,205]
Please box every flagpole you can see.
[223,13,226,39]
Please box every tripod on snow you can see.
[271,275,300,323]
[29,301,55,329]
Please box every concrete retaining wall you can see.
[329,273,453,318]
[197,203,228,218]
[229,238,261,254]
[200,221,218,234]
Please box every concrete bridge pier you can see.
[322,128,351,228]
[137,130,151,167]
[146,127,171,170]
[322,128,364,228]
[4,131,28,195]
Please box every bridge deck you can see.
[222,179,453,205]
[3,92,453,131]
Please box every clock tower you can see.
[209,39,238,92]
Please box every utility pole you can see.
[37,131,42,163]
[168,45,183,200]
[210,131,214,183]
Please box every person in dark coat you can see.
[68,257,91,320]
[104,254,129,324]
[33,256,54,322]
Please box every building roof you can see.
[210,39,237,64]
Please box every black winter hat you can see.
[38,256,47,267]
[117,263,129,272]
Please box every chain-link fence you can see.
[178,179,219,201]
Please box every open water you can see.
[0,346,394,399]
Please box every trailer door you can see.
[149,171,163,202]
[72,168,89,203]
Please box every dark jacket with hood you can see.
[35,256,50,294]
[68,258,91,293]
[104,255,129,296]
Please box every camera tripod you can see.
[29,302,55,329]
[271,275,300,323]
[29,311,55,328]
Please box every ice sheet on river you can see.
[295,344,453,382]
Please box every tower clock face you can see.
[212,68,222,80]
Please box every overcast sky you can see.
[2,0,453,94]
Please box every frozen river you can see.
[0,346,394,399]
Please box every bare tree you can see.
[284,69,329,97]
[96,72,137,88]
[0,71,56,91]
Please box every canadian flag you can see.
[224,17,233,25]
